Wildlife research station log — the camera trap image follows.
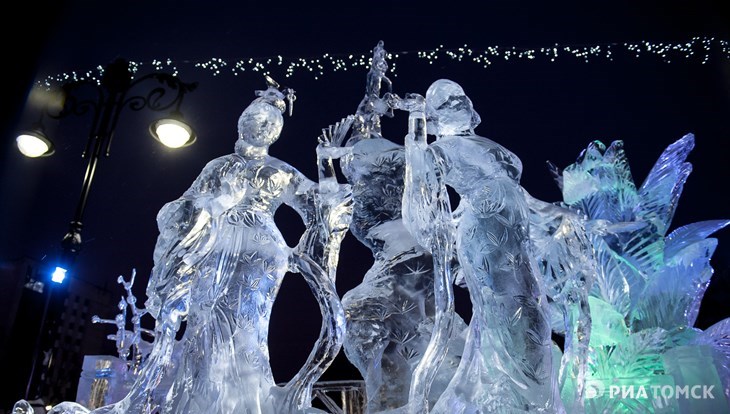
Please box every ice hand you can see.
[386,92,425,112]
[317,129,331,146]
[318,184,353,233]
[384,92,401,109]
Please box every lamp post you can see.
[44,58,197,268]
[18,58,197,404]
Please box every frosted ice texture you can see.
[393,79,564,413]
[318,42,466,414]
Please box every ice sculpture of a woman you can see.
[109,78,350,414]
[316,42,465,413]
[391,80,564,413]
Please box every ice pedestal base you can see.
[75,355,130,410]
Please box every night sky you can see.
[2,0,729,385]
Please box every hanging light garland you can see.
[39,36,729,88]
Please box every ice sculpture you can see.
[143,76,350,414]
[316,42,466,413]
[526,194,597,414]
[75,270,155,409]
[527,182,648,412]
[550,135,730,413]
[389,79,564,413]
[34,77,352,414]
[90,270,155,374]
[13,47,729,414]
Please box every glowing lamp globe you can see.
[150,116,196,149]
[16,131,55,158]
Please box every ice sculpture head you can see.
[236,76,292,150]
[236,99,284,149]
[425,79,481,136]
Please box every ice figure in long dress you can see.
[390,80,564,413]
[316,42,465,413]
[52,77,352,414]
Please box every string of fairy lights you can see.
[39,36,729,87]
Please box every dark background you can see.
[1,0,729,395]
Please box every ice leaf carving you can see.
[638,133,695,236]
[664,219,730,259]
[562,140,639,223]
[633,238,719,330]
[590,237,635,318]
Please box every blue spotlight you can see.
[51,266,67,284]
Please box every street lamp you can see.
[16,125,54,157]
[17,58,198,272]
[16,58,197,404]
[149,110,197,148]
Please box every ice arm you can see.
[316,144,351,185]
[146,158,245,321]
[278,253,346,411]
[286,171,352,281]
[184,157,249,217]
[316,115,356,186]
[311,117,358,278]
[392,93,452,250]
[270,166,349,412]
[393,93,457,414]
[316,182,352,281]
